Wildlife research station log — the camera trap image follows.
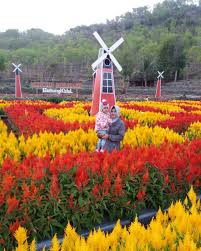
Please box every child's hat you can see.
[100,99,109,110]
[102,99,109,106]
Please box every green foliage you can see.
[0,55,5,71]
[158,34,186,81]
[0,50,7,71]
[187,46,201,64]
[0,1,201,81]
[0,108,5,115]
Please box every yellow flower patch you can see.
[185,122,201,140]
[121,108,172,126]
[19,129,97,157]
[44,104,95,123]
[121,101,185,113]
[123,125,184,147]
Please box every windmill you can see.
[12,63,22,98]
[155,71,164,98]
[91,32,124,115]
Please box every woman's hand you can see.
[97,133,103,138]
[101,134,109,139]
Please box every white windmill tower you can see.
[91,32,124,115]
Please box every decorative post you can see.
[12,63,22,98]
[155,71,164,98]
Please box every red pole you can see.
[15,72,22,98]
[155,78,161,98]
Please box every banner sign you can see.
[42,88,73,94]
[31,82,82,89]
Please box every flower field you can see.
[12,187,201,250]
[0,100,201,250]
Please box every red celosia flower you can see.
[92,185,99,197]
[22,182,30,202]
[171,183,176,192]
[50,175,60,198]
[68,194,74,209]
[0,238,4,245]
[194,179,200,187]
[1,157,16,172]
[102,162,110,176]
[142,170,149,183]
[0,193,5,207]
[6,195,19,214]
[40,184,44,190]
[165,174,169,184]
[102,176,111,191]
[135,160,145,172]
[91,163,101,175]
[49,163,58,175]
[126,200,131,206]
[1,174,15,194]
[114,175,122,195]
[136,190,145,201]
[75,168,89,189]
[9,218,19,234]
[37,196,42,206]
[117,159,128,176]
[32,162,46,180]
[30,181,38,200]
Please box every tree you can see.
[158,34,186,81]
[118,49,135,93]
[117,33,143,93]
[185,45,201,79]
[138,43,158,86]
[0,53,6,71]
[0,56,5,71]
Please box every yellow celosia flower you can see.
[44,104,94,123]
[121,108,172,125]
[14,226,27,245]
[0,120,7,133]
[29,239,36,251]
[87,228,108,250]
[188,186,197,205]
[74,236,88,251]
[120,101,185,113]
[177,232,198,251]
[0,130,21,164]
[185,122,201,140]
[18,129,97,158]
[123,125,184,148]
[164,224,177,247]
[50,234,60,251]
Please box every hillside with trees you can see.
[0,0,201,95]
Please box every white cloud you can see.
[0,0,163,35]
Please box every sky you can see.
[0,0,163,35]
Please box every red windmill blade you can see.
[12,63,22,98]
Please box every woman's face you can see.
[110,108,117,119]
